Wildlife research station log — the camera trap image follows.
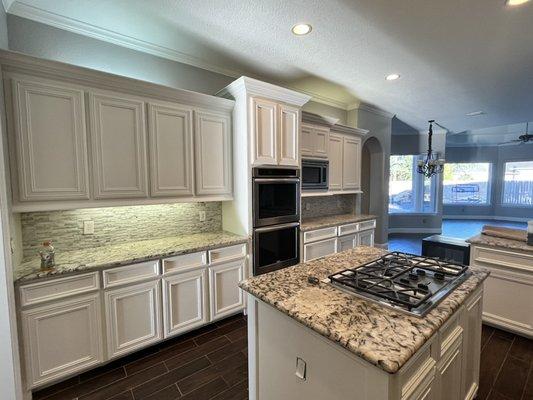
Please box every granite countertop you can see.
[15,231,249,284]
[468,234,533,253]
[239,247,489,374]
[301,214,377,232]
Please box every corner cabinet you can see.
[251,97,300,167]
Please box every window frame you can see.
[501,158,533,208]
[442,162,493,207]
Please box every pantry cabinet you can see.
[301,124,329,159]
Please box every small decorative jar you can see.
[38,241,55,270]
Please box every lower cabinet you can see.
[461,288,483,399]
[358,229,375,247]
[304,238,337,262]
[104,279,162,359]
[337,234,357,252]
[21,293,103,388]
[162,268,208,338]
[436,335,463,400]
[209,259,245,321]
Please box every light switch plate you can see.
[83,220,95,235]
[199,211,206,222]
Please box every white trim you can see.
[351,103,395,118]
[2,0,15,12]
[482,312,533,339]
[388,228,441,234]
[443,215,530,223]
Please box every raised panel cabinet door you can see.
[358,230,374,247]
[105,280,162,359]
[162,268,208,338]
[300,124,314,157]
[208,259,245,321]
[462,290,483,400]
[313,126,329,158]
[342,136,361,190]
[11,77,90,201]
[194,110,232,196]
[148,102,194,197]
[437,346,463,400]
[278,104,299,166]
[89,91,148,199]
[251,97,277,165]
[328,133,343,191]
[337,234,357,253]
[22,293,103,388]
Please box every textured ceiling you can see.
[5,0,533,131]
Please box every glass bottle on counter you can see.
[39,240,55,270]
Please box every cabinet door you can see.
[358,230,374,247]
[300,124,314,157]
[89,91,148,198]
[328,133,343,191]
[194,110,232,196]
[337,234,357,253]
[437,345,463,400]
[342,136,361,190]
[313,126,329,158]
[163,268,208,338]
[105,280,162,358]
[11,77,90,201]
[22,293,103,388]
[148,102,194,197]
[208,259,245,321]
[462,290,483,400]
[304,238,337,262]
[251,98,277,165]
[278,104,299,166]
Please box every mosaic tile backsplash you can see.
[302,194,355,219]
[20,202,222,259]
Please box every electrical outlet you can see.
[83,220,95,235]
[199,211,206,222]
[305,202,311,211]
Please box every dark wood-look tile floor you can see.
[33,317,533,400]
[33,314,248,400]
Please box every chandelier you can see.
[417,120,445,178]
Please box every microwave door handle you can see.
[254,222,300,233]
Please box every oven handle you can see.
[254,222,300,233]
[253,178,300,183]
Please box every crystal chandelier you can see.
[417,120,445,178]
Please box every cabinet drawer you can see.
[359,219,376,231]
[472,245,533,273]
[303,226,337,244]
[162,251,207,275]
[338,223,358,236]
[209,243,247,265]
[304,238,337,262]
[20,272,99,307]
[103,260,160,288]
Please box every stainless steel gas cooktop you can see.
[328,251,472,317]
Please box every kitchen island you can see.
[240,247,489,400]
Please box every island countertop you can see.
[468,233,533,253]
[239,246,489,374]
[15,231,249,284]
[300,214,377,232]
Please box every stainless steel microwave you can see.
[302,159,328,190]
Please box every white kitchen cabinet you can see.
[194,110,232,196]
[358,229,375,247]
[278,103,299,166]
[89,91,148,199]
[209,258,245,321]
[461,288,483,400]
[148,101,194,197]
[10,76,90,201]
[304,237,337,262]
[328,133,343,190]
[436,334,463,400]
[337,234,357,252]
[301,123,329,159]
[251,97,278,165]
[163,268,208,338]
[342,136,361,190]
[21,293,103,388]
[104,279,162,359]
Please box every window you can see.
[443,163,491,205]
[389,155,437,213]
[503,161,533,206]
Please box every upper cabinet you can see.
[89,91,148,199]
[342,136,361,190]
[10,76,90,201]
[278,104,299,166]
[301,124,329,159]
[328,133,343,191]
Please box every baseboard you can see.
[482,312,533,339]
[388,228,442,234]
[443,215,530,222]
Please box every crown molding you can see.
[331,124,369,136]
[2,0,15,12]
[301,111,339,126]
[352,102,395,119]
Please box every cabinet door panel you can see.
[300,125,314,157]
[337,234,357,253]
[438,346,463,400]
[342,136,361,190]
[209,259,245,321]
[163,269,208,338]
[328,134,343,191]
[304,238,337,262]
[278,104,299,166]
[462,290,483,399]
[105,280,162,358]
[12,77,90,201]
[251,98,277,165]
[22,293,103,388]
[358,230,374,247]
[194,110,232,195]
[89,92,148,198]
[313,127,329,158]
[148,102,193,197]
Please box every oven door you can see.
[253,178,300,228]
[253,222,299,276]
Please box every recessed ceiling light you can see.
[466,111,486,116]
[386,73,400,81]
[506,0,530,6]
[291,23,312,36]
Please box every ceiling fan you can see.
[499,122,533,145]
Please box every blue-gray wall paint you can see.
[0,4,8,49]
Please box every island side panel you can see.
[246,294,390,400]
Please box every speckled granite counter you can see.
[468,234,533,253]
[239,246,489,374]
[301,214,376,232]
[15,231,248,283]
